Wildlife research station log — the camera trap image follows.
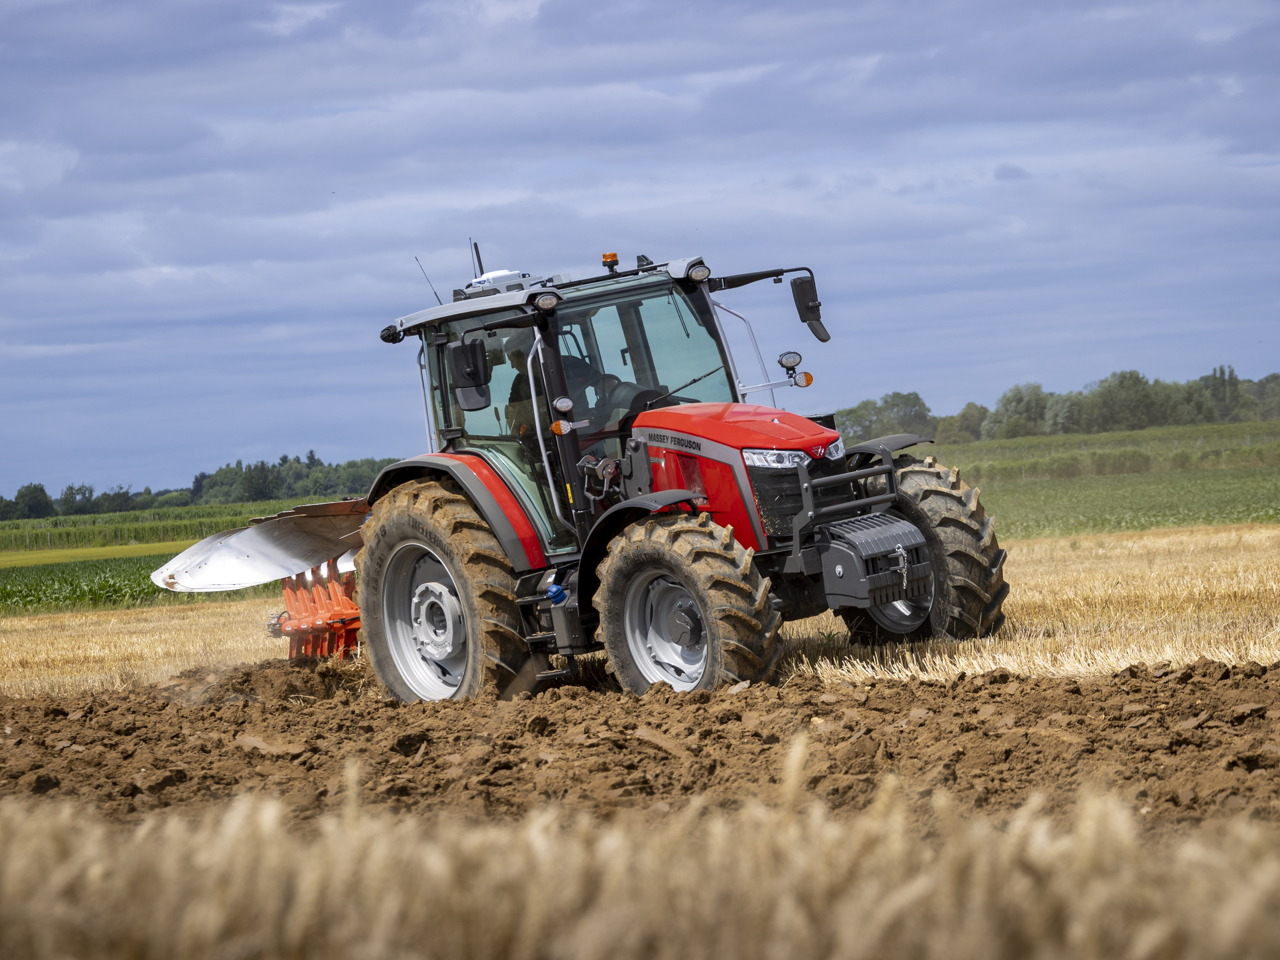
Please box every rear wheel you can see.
[594,512,781,693]
[842,455,1008,643]
[356,479,528,701]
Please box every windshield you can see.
[556,280,734,412]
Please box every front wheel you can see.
[594,512,781,694]
[356,479,528,701]
[842,455,1008,643]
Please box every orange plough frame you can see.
[270,557,361,659]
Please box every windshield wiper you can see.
[645,365,725,409]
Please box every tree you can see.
[304,465,341,498]
[1044,392,1088,435]
[954,402,989,439]
[877,392,937,436]
[981,384,1048,439]
[935,402,989,444]
[1149,380,1213,428]
[95,485,133,514]
[239,460,281,502]
[276,456,309,497]
[834,393,937,442]
[833,399,881,442]
[1256,373,1280,420]
[1200,365,1241,420]
[1089,371,1153,432]
[13,483,56,519]
[58,484,96,515]
[195,462,247,504]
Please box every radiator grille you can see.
[749,457,857,539]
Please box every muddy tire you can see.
[842,455,1008,643]
[356,479,528,701]
[593,512,782,694]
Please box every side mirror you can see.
[790,275,830,343]
[446,339,492,411]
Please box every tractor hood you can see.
[633,403,841,454]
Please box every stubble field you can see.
[2,523,1280,959]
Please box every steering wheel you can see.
[594,373,622,410]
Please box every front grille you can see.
[749,457,857,539]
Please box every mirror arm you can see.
[708,266,814,292]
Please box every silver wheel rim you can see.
[867,569,936,634]
[382,540,467,700]
[622,570,708,691]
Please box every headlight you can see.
[825,438,845,460]
[533,291,561,312]
[742,448,811,469]
[778,351,802,370]
[688,263,712,282]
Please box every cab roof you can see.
[388,255,707,338]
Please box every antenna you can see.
[415,256,444,306]
[470,238,485,278]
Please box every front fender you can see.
[576,489,700,606]
[846,433,932,459]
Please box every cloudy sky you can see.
[1,0,1276,499]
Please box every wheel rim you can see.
[622,570,708,691]
[381,540,467,700]
[867,568,936,634]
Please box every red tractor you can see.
[154,252,1007,700]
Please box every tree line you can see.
[835,366,1279,445]
[0,452,397,521]
[3,366,1277,522]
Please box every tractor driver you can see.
[502,329,604,437]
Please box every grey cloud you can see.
[994,163,1030,181]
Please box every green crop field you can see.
[928,421,1280,483]
[969,466,1280,540]
[921,422,1280,538]
[0,554,278,615]
[0,541,200,570]
[0,498,306,553]
[0,498,318,615]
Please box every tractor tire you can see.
[593,512,782,694]
[355,479,529,701]
[841,455,1008,644]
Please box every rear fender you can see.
[367,454,547,573]
[575,489,700,606]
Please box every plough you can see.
[268,555,361,659]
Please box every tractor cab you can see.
[387,256,812,557]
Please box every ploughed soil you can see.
[4,657,1280,839]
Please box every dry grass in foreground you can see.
[0,598,283,698]
[0,525,1276,698]
[785,523,1280,684]
[4,777,1280,960]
